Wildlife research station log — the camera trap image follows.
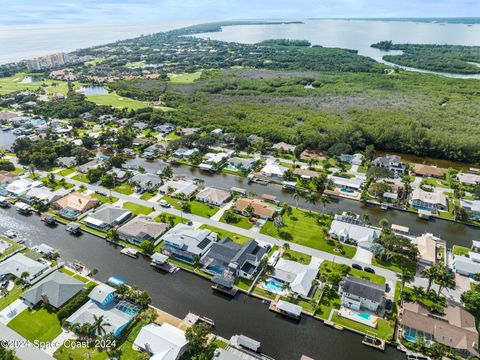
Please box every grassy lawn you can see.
[8,307,62,342]
[219,210,254,229]
[234,278,253,291]
[280,288,321,314]
[452,245,470,256]
[122,202,153,215]
[320,261,386,285]
[165,132,181,140]
[253,285,278,300]
[87,93,148,110]
[139,192,156,200]
[260,208,356,258]
[162,196,219,218]
[316,290,341,319]
[57,168,76,177]
[167,257,197,272]
[113,183,134,195]
[282,249,312,265]
[372,254,417,274]
[331,311,394,340]
[0,237,22,260]
[90,193,119,204]
[72,173,89,183]
[200,225,252,245]
[0,283,24,311]
[154,213,189,226]
[40,177,75,191]
[168,71,202,84]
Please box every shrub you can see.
[57,287,92,321]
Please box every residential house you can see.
[399,302,479,358]
[77,158,102,174]
[52,192,99,219]
[293,167,320,179]
[66,283,138,337]
[339,276,385,312]
[211,128,223,135]
[472,240,480,253]
[460,199,480,220]
[142,143,167,159]
[199,152,230,171]
[0,253,48,283]
[161,224,218,264]
[259,161,287,180]
[56,156,76,168]
[6,179,43,197]
[154,123,174,134]
[107,168,128,183]
[117,215,170,245]
[328,213,381,250]
[133,323,188,360]
[410,188,448,212]
[340,153,364,165]
[23,187,71,205]
[159,179,198,198]
[200,238,268,279]
[457,172,480,186]
[233,198,280,220]
[195,187,230,206]
[271,258,318,298]
[21,271,84,308]
[300,149,325,160]
[452,252,480,277]
[83,205,132,231]
[172,148,199,160]
[247,134,264,144]
[371,155,407,176]
[414,233,440,265]
[412,164,444,178]
[130,173,162,192]
[272,142,296,153]
[180,127,200,136]
[228,157,258,172]
[132,137,151,147]
[0,171,16,185]
[132,122,148,130]
[329,175,364,192]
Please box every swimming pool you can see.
[403,329,417,342]
[340,188,355,194]
[263,278,285,294]
[356,312,372,320]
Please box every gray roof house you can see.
[130,173,162,192]
[83,205,132,231]
[0,253,48,283]
[117,215,170,245]
[228,157,257,172]
[56,156,76,168]
[328,214,381,250]
[371,155,407,176]
[200,238,268,279]
[195,187,230,206]
[21,271,84,308]
[339,276,385,312]
[161,224,218,264]
[271,258,318,299]
[77,158,102,174]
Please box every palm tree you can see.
[411,285,425,300]
[397,267,414,292]
[379,218,389,230]
[91,315,111,337]
[20,271,30,283]
[318,194,331,213]
[421,265,439,292]
[282,242,290,251]
[305,193,317,212]
[434,268,456,296]
[292,189,303,208]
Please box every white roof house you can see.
[0,253,47,282]
[6,179,43,197]
[159,180,198,197]
[272,258,318,298]
[453,255,480,277]
[133,323,188,360]
[329,175,364,190]
[457,173,480,186]
[410,188,448,211]
[260,161,287,179]
[24,186,71,204]
[88,283,116,304]
[414,233,438,265]
[329,219,380,250]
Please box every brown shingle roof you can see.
[234,198,276,219]
[52,192,98,213]
[412,164,444,177]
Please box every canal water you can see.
[126,158,480,247]
[0,207,404,360]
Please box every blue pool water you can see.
[404,330,417,342]
[357,312,372,320]
[340,189,355,194]
[264,278,284,293]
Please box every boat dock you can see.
[150,252,179,273]
[362,333,385,351]
[183,312,215,327]
[211,283,238,296]
[269,299,302,320]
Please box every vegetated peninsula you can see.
[372,40,480,74]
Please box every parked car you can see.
[385,299,393,310]
[364,267,375,274]
[352,263,363,270]
[159,200,170,208]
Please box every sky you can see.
[1,0,478,25]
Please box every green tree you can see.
[140,240,154,255]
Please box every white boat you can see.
[121,247,139,258]
[4,230,18,239]
[14,202,31,214]
[1,125,11,131]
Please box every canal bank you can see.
[127,158,480,247]
[0,207,405,360]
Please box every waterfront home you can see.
[172,148,199,160]
[0,253,48,283]
[259,161,287,180]
[6,178,43,197]
[133,323,188,359]
[66,283,139,337]
[293,167,320,179]
[195,187,230,206]
[412,164,444,178]
[130,172,162,192]
[83,205,132,231]
[457,172,480,186]
[56,156,76,168]
[200,238,268,279]
[328,213,380,250]
[271,258,318,299]
[371,155,407,176]
[228,157,258,172]
[329,175,364,191]
[339,276,385,312]
[410,188,448,212]
[414,233,441,265]
[272,142,296,153]
[142,143,167,158]
[233,198,280,220]
[21,270,84,308]
[214,348,264,360]
[52,192,99,219]
[399,302,479,358]
[132,137,151,147]
[107,168,128,183]
[76,158,102,174]
[161,224,218,264]
[340,153,363,165]
[0,170,16,185]
[159,179,198,198]
[23,186,71,205]
[154,122,175,134]
[199,152,230,168]
[452,252,480,277]
[460,199,480,220]
[117,215,170,246]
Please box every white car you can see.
[159,200,170,208]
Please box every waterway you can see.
[0,207,404,360]
[126,158,480,247]
[0,130,17,149]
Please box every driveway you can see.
[0,299,29,324]
[352,247,373,265]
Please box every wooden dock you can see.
[362,334,385,351]
[211,284,238,297]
